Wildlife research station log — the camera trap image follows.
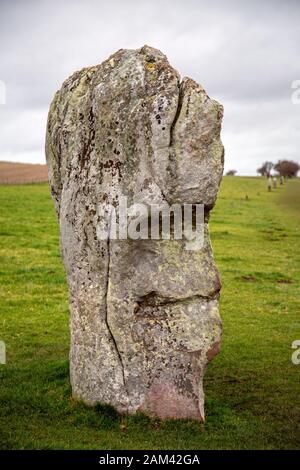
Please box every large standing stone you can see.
[46,45,224,421]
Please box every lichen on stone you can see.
[46,45,224,421]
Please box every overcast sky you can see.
[0,0,299,175]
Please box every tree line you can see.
[257,160,299,178]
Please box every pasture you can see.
[0,176,299,449]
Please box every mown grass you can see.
[0,176,299,449]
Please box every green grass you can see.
[0,176,299,449]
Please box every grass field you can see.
[0,176,299,450]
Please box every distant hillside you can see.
[0,161,48,184]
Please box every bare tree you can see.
[257,161,273,177]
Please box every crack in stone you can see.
[104,236,127,392]
[169,79,183,148]
[161,79,183,204]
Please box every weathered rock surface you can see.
[46,45,224,421]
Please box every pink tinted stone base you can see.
[206,341,221,361]
[139,380,204,421]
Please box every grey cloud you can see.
[0,0,299,173]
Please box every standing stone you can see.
[46,46,224,421]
